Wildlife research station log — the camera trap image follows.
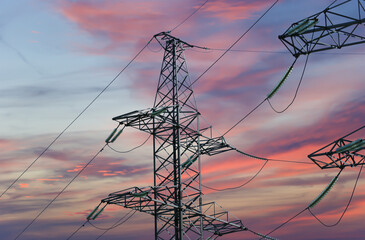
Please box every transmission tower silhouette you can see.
[279,0,365,57]
[92,32,246,240]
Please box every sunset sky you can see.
[1,0,364,239]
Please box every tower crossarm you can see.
[279,0,365,57]
[101,186,247,238]
[308,138,365,169]
[112,107,235,156]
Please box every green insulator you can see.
[86,205,99,220]
[267,65,293,99]
[92,205,107,220]
[181,156,198,168]
[286,18,310,36]
[335,139,364,153]
[308,175,339,208]
[151,107,167,117]
[132,191,148,197]
[296,19,318,34]
[110,128,124,143]
[105,128,118,143]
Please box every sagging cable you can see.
[308,169,343,208]
[267,59,297,99]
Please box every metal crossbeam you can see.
[279,0,365,57]
[101,186,246,239]
[308,127,365,169]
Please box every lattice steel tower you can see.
[93,32,246,239]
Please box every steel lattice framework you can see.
[279,0,365,57]
[99,32,246,240]
[308,126,365,169]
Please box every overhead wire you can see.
[14,144,107,240]
[221,98,267,137]
[107,135,151,154]
[308,163,364,227]
[169,0,210,33]
[221,52,309,137]
[88,209,137,234]
[198,115,312,192]
[190,0,279,87]
[202,160,268,191]
[188,46,365,55]
[0,37,154,199]
[260,165,363,238]
[66,220,88,240]
[267,49,310,113]
[260,207,308,239]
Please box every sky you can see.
[0,0,364,239]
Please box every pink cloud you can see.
[202,0,271,21]
[19,183,29,188]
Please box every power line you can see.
[202,160,268,191]
[14,144,107,240]
[107,135,151,154]
[169,0,210,32]
[190,0,279,87]
[260,167,350,238]
[89,210,135,231]
[221,54,309,136]
[189,47,365,55]
[66,220,88,240]
[260,207,308,239]
[222,98,267,137]
[95,210,137,240]
[0,38,153,199]
[308,163,364,227]
[268,54,309,113]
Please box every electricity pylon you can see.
[279,0,365,57]
[94,32,246,239]
[308,126,365,169]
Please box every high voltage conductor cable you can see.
[260,169,344,239]
[202,160,268,191]
[222,98,267,137]
[190,0,279,87]
[13,144,107,240]
[188,46,365,55]
[199,115,312,165]
[90,209,136,231]
[66,220,88,240]
[259,207,308,240]
[107,135,151,154]
[267,54,309,113]
[309,163,363,227]
[235,148,313,165]
[95,210,137,240]
[222,55,303,136]
[0,37,154,199]
[169,0,210,32]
